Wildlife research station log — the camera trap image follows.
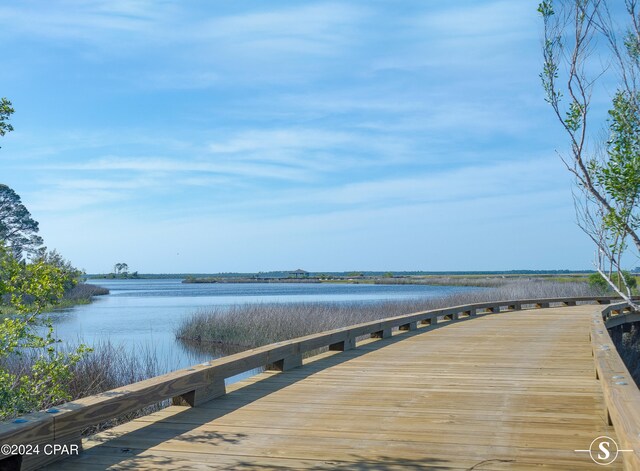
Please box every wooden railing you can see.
[592,302,640,470]
[0,295,638,470]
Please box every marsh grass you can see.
[0,283,109,315]
[176,279,600,349]
[63,282,109,301]
[371,277,507,287]
[2,341,168,432]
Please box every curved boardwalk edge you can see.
[0,296,638,470]
[593,303,640,470]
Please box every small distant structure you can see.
[290,269,309,279]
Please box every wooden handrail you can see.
[0,295,637,470]
[592,302,640,471]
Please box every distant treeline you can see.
[86,269,623,280]
[183,277,321,284]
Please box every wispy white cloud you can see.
[0,1,172,43]
[208,129,355,154]
[136,155,570,221]
[42,157,312,182]
[207,128,411,168]
[325,157,563,207]
[372,1,537,74]
[24,151,566,220]
[1,0,589,271]
[0,1,369,96]
[260,89,531,141]
[26,175,161,212]
[28,188,130,213]
[177,175,242,188]
[46,177,155,191]
[0,1,364,61]
[20,125,413,184]
[195,4,365,55]
[415,1,533,38]
[138,71,220,90]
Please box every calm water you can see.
[48,279,478,374]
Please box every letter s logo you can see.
[585,435,620,465]
[598,441,611,461]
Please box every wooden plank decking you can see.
[45,305,619,470]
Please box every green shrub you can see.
[0,246,90,420]
[588,271,637,293]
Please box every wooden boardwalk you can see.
[46,305,620,470]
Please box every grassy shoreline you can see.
[0,282,109,315]
[175,279,601,350]
[182,274,616,288]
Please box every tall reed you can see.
[1,341,167,431]
[176,279,599,349]
[63,282,109,301]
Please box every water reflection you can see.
[49,278,478,378]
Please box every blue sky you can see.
[0,1,613,273]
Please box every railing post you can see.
[420,317,436,326]
[172,373,226,407]
[329,337,356,351]
[0,412,55,470]
[371,328,392,339]
[267,354,303,372]
[399,321,418,331]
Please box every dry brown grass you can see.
[176,279,599,349]
[2,341,167,432]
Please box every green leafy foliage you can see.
[537,0,554,17]
[0,245,91,420]
[588,271,637,293]
[0,184,44,258]
[34,249,83,292]
[565,101,584,132]
[588,91,640,246]
[538,1,640,305]
[113,262,129,276]
[0,97,13,144]
[0,101,91,420]
[538,2,562,105]
[625,30,640,63]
